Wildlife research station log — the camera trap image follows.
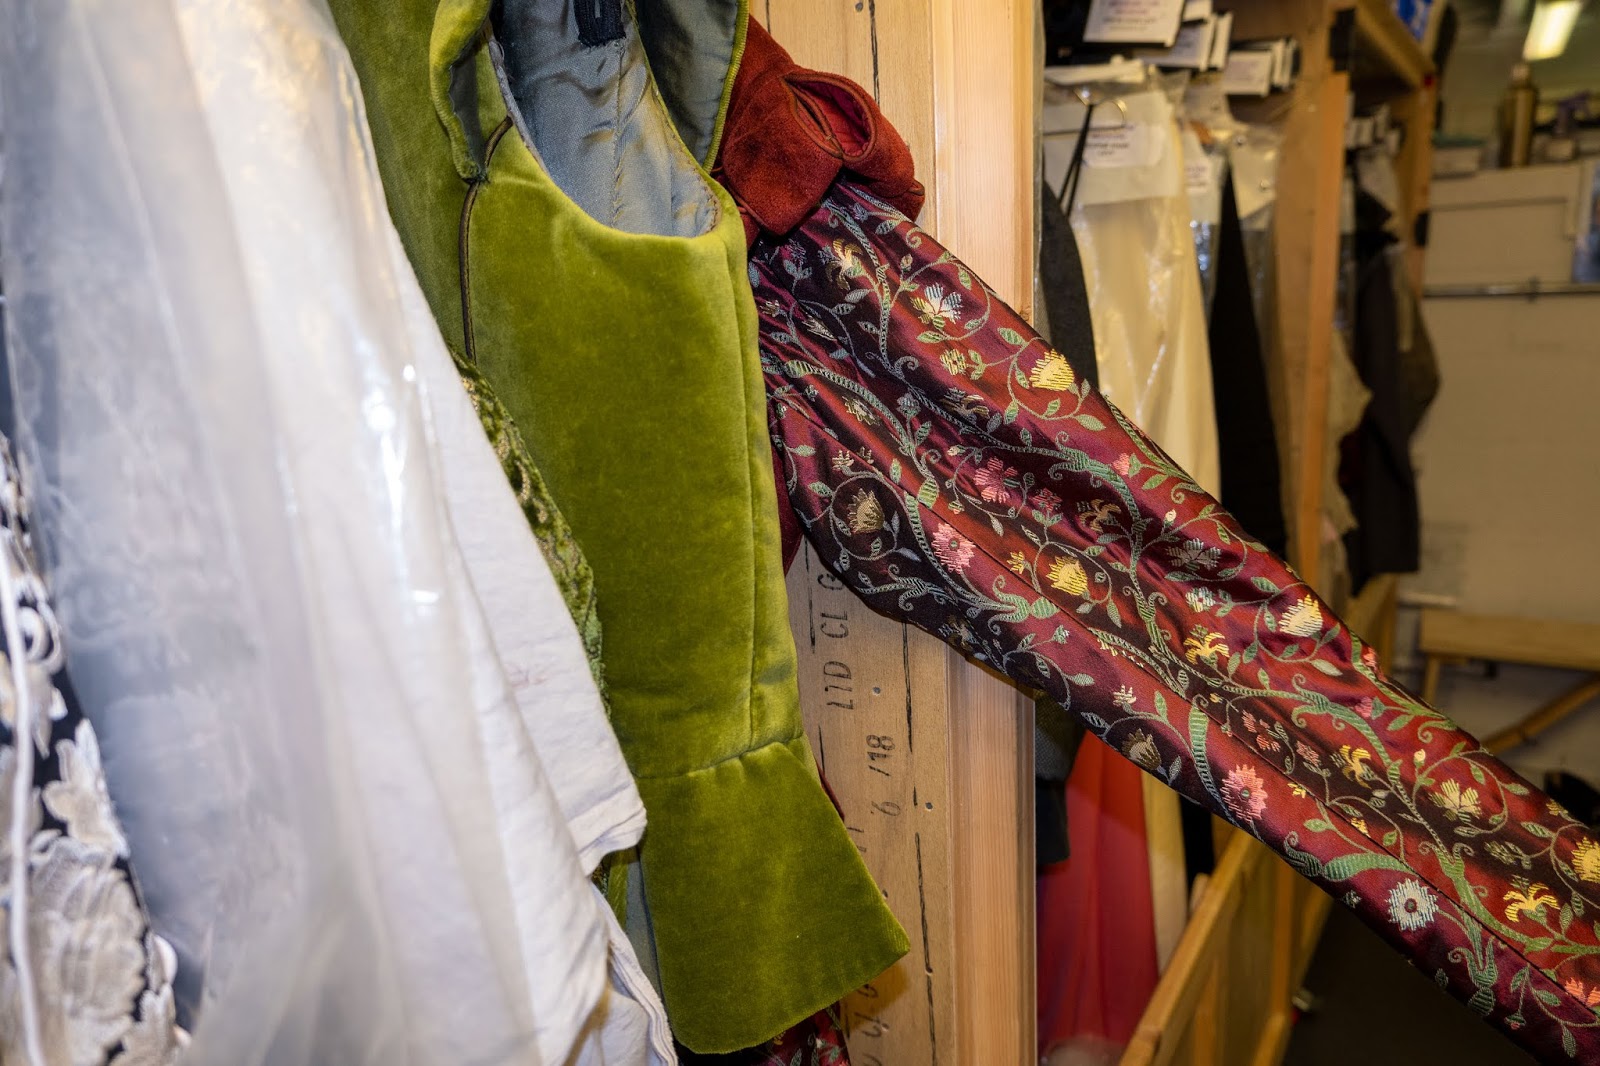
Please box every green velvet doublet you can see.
[325,0,907,1051]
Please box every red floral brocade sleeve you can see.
[749,184,1600,1061]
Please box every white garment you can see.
[1043,86,1222,496]
[171,1,673,1063]
[0,0,670,1062]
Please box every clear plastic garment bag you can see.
[0,2,616,1063]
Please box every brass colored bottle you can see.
[1498,62,1538,168]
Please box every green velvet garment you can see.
[327,0,906,1051]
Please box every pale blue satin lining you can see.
[492,0,716,238]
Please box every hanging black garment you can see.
[1039,179,1101,389]
[1340,190,1429,591]
[1035,179,1100,865]
[1208,172,1288,557]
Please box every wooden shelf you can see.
[1354,0,1434,91]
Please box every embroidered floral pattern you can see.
[0,437,182,1066]
[1387,879,1439,931]
[754,183,1600,1061]
[1222,765,1268,822]
[450,346,606,688]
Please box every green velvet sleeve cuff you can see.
[637,736,908,1052]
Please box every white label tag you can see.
[1082,125,1159,169]
[1209,12,1232,68]
[1221,49,1274,96]
[1183,0,1213,18]
[1084,0,1186,45]
[1185,156,1214,195]
[1139,18,1215,68]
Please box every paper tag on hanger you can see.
[1220,48,1274,96]
[1085,0,1186,46]
[1209,11,1233,68]
[1044,90,1181,205]
[1082,125,1159,169]
[1137,17,1216,69]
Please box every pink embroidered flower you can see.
[1113,453,1133,477]
[1295,741,1322,769]
[973,456,1018,504]
[1354,696,1375,720]
[1256,733,1281,754]
[1361,645,1378,671]
[1242,712,1260,734]
[1222,765,1267,822]
[1564,978,1600,1008]
[1031,488,1062,519]
[930,521,975,572]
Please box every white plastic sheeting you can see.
[0,2,665,1063]
[1042,74,1221,496]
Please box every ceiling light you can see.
[1524,0,1583,61]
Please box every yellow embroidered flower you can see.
[1572,838,1600,883]
[1289,783,1309,799]
[940,348,968,375]
[1502,880,1559,924]
[829,239,866,285]
[1351,816,1369,837]
[1430,779,1483,821]
[1007,551,1029,575]
[846,490,884,534]
[1335,745,1375,784]
[843,397,878,425]
[1029,349,1076,391]
[1047,558,1088,596]
[831,451,856,473]
[1279,595,1323,637]
[1551,798,1575,819]
[1183,626,1229,664]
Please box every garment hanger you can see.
[1042,88,1131,215]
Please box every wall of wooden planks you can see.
[760,2,1039,1063]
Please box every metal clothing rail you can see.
[1423,279,1600,299]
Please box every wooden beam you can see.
[1353,0,1435,93]
[1483,674,1600,755]
[769,3,1036,1062]
[1124,832,1259,1066]
[1418,609,1600,674]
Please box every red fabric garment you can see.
[1038,738,1161,1054]
[742,181,1600,1062]
[720,24,1600,1063]
[716,20,923,248]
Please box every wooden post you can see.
[765,2,1037,1061]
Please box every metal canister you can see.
[1497,62,1538,168]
